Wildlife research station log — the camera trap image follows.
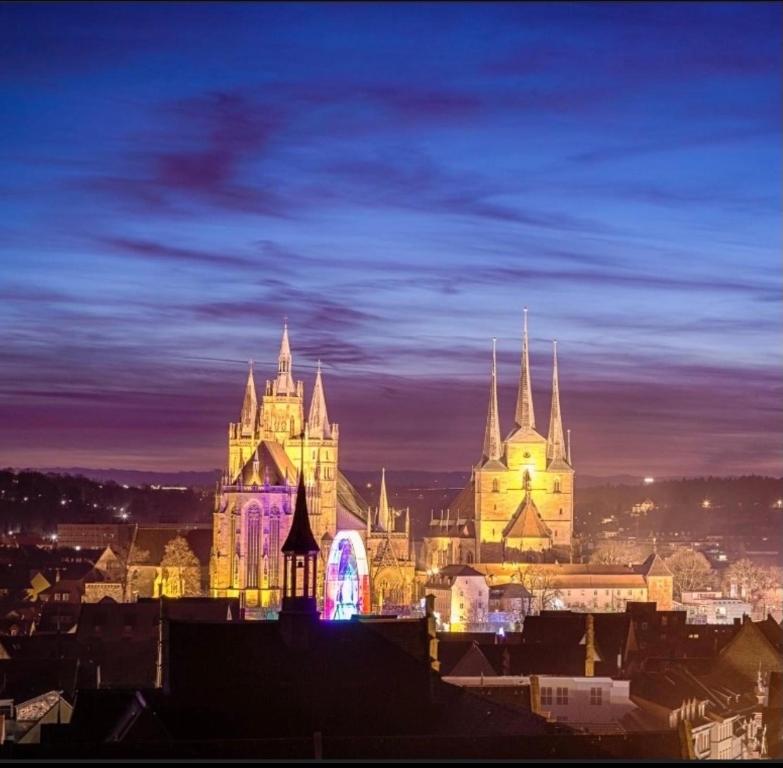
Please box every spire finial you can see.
[307,360,330,439]
[379,467,391,531]
[482,337,502,463]
[547,339,567,463]
[514,307,536,431]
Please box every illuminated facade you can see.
[422,311,574,570]
[209,324,414,613]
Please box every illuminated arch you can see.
[323,530,371,621]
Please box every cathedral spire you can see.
[274,320,295,395]
[240,360,257,434]
[307,360,331,439]
[547,340,567,463]
[482,337,502,463]
[379,467,392,532]
[514,307,536,431]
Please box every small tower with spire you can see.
[481,338,503,465]
[262,321,304,443]
[546,340,568,465]
[377,467,396,533]
[307,361,331,440]
[228,361,261,481]
[515,307,536,433]
[280,450,320,618]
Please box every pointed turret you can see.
[307,360,331,439]
[282,464,319,556]
[514,307,536,431]
[274,320,295,395]
[547,340,567,464]
[482,338,502,463]
[240,361,258,435]
[379,467,392,532]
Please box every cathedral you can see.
[209,323,415,615]
[422,310,575,569]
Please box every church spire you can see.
[547,340,567,463]
[307,360,331,439]
[514,307,536,431]
[482,337,502,463]
[379,467,392,532]
[240,361,257,435]
[274,320,295,395]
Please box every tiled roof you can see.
[503,494,550,540]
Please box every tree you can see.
[160,536,201,597]
[664,548,714,598]
[590,540,651,566]
[724,560,782,606]
[517,565,562,614]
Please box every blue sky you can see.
[0,2,780,476]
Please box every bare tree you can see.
[665,548,714,598]
[517,564,562,614]
[590,540,651,566]
[724,559,781,605]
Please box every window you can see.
[556,687,569,705]
[553,479,561,493]
[590,687,603,705]
[492,479,499,493]
[541,687,553,705]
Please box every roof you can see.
[636,553,673,578]
[130,525,212,565]
[446,482,475,520]
[234,440,297,487]
[448,642,497,677]
[490,583,534,600]
[336,470,369,528]
[503,494,550,540]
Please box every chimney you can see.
[585,614,596,677]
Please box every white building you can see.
[424,564,489,631]
[678,591,752,625]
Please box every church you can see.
[422,310,575,569]
[209,323,415,615]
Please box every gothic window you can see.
[559,508,563,516]
[466,551,474,564]
[245,504,261,589]
[553,478,561,493]
[492,479,499,493]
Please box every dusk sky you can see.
[1,2,780,477]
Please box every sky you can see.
[0,2,781,477]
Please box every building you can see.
[677,591,752,625]
[425,564,490,631]
[209,324,414,613]
[422,312,573,568]
[418,318,674,616]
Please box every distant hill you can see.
[2,467,780,543]
[35,467,221,488]
[31,467,642,491]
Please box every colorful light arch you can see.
[323,530,370,620]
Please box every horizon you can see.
[1,3,781,477]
